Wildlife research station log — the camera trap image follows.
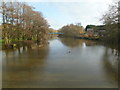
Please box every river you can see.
[1,37,119,88]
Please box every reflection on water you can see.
[2,37,119,88]
[82,43,86,48]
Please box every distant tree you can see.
[48,28,55,33]
[60,24,85,37]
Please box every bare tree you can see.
[0,1,49,46]
[100,1,120,44]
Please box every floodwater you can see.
[1,37,119,88]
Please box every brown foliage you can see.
[0,1,49,45]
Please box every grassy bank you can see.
[0,40,4,43]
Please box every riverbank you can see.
[58,36,119,53]
[58,35,99,40]
[1,35,119,54]
[1,40,49,50]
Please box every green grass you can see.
[0,39,4,43]
[0,38,37,44]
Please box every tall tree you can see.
[0,1,49,46]
[100,1,120,44]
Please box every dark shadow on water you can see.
[101,48,118,87]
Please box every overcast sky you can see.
[1,0,114,29]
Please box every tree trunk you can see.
[5,36,9,45]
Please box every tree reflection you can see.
[102,48,118,86]
[60,38,83,48]
[60,38,98,48]
[2,43,49,88]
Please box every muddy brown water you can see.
[1,37,119,88]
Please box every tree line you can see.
[0,1,49,45]
[59,1,120,45]
[100,1,120,44]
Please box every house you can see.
[86,28,94,36]
[85,25,106,37]
[98,29,106,37]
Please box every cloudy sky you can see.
[28,0,114,29]
[1,0,114,29]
